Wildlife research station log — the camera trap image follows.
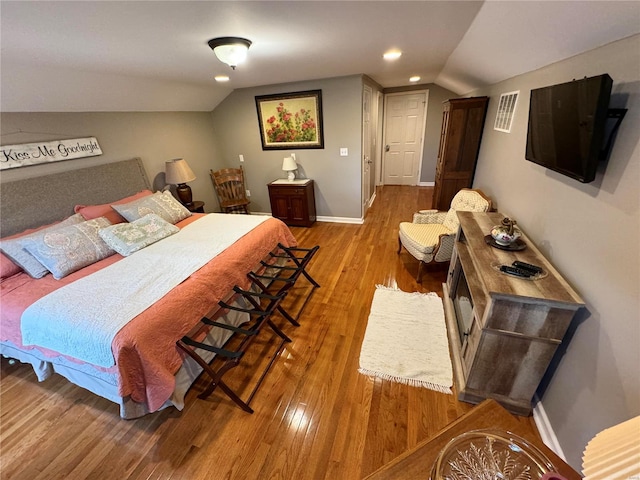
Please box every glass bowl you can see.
[430,429,556,480]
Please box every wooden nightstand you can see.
[268,179,316,227]
[186,201,205,213]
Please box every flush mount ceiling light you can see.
[410,76,421,83]
[383,50,402,61]
[208,37,252,70]
[214,75,230,82]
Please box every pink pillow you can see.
[75,190,153,224]
[0,252,22,279]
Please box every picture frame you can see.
[255,90,324,150]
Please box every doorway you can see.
[382,91,428,185]
[362,85,374,216]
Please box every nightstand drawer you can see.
[268,187,306,196]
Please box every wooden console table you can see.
[443,212,584,415]
[364,399,581,479]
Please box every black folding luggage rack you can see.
[248,244,320,326]
[177,243,320,413]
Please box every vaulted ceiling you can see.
[1,1,639,112]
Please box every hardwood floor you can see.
[0,186,535,479]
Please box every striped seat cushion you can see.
[398,222,452,255]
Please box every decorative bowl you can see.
[430,429,556,480]
[491,217,522,246]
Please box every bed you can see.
[0,158,297,418]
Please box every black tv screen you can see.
[525,74,612,183]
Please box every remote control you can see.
[500,265,533,277]
[512,261,543,274]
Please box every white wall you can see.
[421,84,459,184]
[0,112,224,212]
[470,34,640,470]
[210,75,364,220]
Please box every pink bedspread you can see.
[0,214,296,412]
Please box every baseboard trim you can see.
[532,395,568,463]
[368,192,376,208]
[317,216,364,224]
[418,181,435,187]
[254,212,364,225]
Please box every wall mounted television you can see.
[525,74,613,183]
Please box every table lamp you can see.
[282,156,297,181]
[165,158,196,206]
[582,415,640,479]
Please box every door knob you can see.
[385,145,390,152]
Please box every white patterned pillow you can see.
[22,217,115,279]
[112,191,191,224]
[0,213,85,278]
[98,214,179,256]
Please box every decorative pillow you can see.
[74,189,153,224]
[98,214,179,256]
[0,213,85,279]
[22,217,115,280]
[112,190,191,224]
[0,253,22,279]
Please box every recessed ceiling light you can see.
[215,75,230,82]
[410,76,421,83]
[383,50,402,61]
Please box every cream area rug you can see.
[358,285,453,394]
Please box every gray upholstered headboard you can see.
[1,158,151,237]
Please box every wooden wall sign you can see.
[0,137,102,170]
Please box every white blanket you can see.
[21,214,269,367]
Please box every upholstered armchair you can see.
[398,188,492,282]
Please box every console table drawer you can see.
[484,297,576,341]
[465,330,560,402]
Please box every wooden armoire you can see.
[432,97,489,210]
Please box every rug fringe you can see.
[375,284,398,291]
[374,284,439,298]
[358,368,452,395]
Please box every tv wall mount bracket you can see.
[599,108,627,161]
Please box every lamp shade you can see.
[207,37,252,69]
[282,157,298,172]
[582,415,640,479]
[165,158,196,184]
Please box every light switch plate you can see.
[340,148,348,156]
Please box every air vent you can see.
[494,91,519,133]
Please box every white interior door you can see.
[382,91,428,185]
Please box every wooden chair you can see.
[210,166,250,214]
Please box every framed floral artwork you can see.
[255,90,324,150]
